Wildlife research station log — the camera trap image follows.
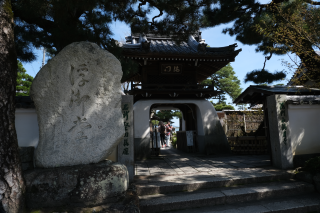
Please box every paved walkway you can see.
[135,145,271,176]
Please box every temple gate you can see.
[121,31,242,160]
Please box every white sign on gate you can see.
[186,131,194,146]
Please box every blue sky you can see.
[21,0,295,126]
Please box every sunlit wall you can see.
[288,104,320,155]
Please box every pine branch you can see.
[13,6,55,34]
[305,0,320,5]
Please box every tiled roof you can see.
[234,85,320,105]
[246,85,320,93]
[121,33,241,57]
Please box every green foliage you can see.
[201,63,242,102]
[210,101,234,111]
[151,120,159,126]
[254,1,320,87]
[200,0,320,86]
[172,110,182,119]
[12,0,203,79]
[244,69,286,84]
[304,156,320,175]
[11,0,320,87]
[171,136,177,148]
[12,0,144,79]
[16,60,33,96]
[154,110,174,123]
[152,110,181,124]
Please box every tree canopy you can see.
[253,1,320,87]
[16,60,33,96]
[12,0,206,81]
[200,0,320,85]
[201,63,242,102]
[153,110,181,123]
[11,0,320,85]
[210,101,235,111]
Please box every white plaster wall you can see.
[133,99,221,138]
[15,109,39,147]
[288,104,320,155]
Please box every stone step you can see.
[136,168,294,196]
[163,193,320,213]
[139,180,315,213]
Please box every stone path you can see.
[135,146,271,176]
[134,145,320,213]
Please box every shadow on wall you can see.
[291,128,305,155]
[196,103,230,155]
[289,105,320,156]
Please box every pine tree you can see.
[0,0,26,212]
[202,63,242,102]
[16,60,33,96]
[200,0,320,85]
[11,0,207,81]
[210,101,235,111]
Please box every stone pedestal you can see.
[24,160,128,209]
[267,95,293,169]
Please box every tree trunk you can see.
[0,0,26,212]
[295,40,320,84]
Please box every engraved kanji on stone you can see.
[70,64,90,87]
[124,122,130,131]
[123,110,129,121]
[123,104,129,110]
[122,148,129,155]
[68,116,92,141]
[69,90,90,116]
[281,123,287,131]
[123,139,129,146]
[78,75,89,87]
[124,132,128,137]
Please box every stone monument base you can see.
[24,160,129,209]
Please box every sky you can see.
[21,0,295,127]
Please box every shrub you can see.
[171,137,177,148]
[304,156,320,175]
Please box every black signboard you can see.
[161,64,182,74]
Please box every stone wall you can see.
[24,160,128,209]
[267,94,320,169]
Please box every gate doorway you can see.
[149,103,198,156]
[133,99,230,160]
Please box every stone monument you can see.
[267,94,293,169]
[30,42,125,168]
